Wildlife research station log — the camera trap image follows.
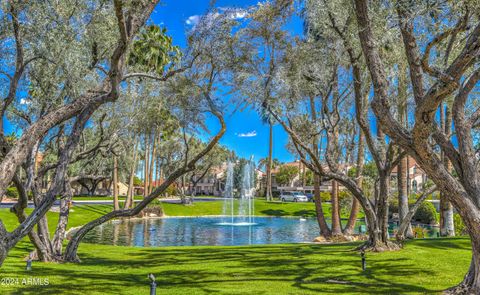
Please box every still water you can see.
[83,216,439,247]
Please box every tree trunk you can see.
[313,175,331,237]
[125,139,139,209]
[52,185,73,257]
[113,155,119,210]
[143,135,149,198]
[398,154,413,238]
[265,123,273,201]
[445,207,480,294]
[330,180,342,235]
[344,129,364,235]
[440,197,455,236]
[148,134,157,195]
[65,107,227,262]
[440,104,455,236]
[377,172,390,243]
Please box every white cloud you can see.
[230,10,247,20]
[185,15,200,26]
[19,98,31,105]
[185,8,247,27]
[237,130,257,138]
[218,7,248,20]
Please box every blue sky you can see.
[151,0,303,163]
[3,1,301,164]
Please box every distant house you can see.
[186,165,226,196]
[270,160,342,195]
[183,163,265,197]
[390,156,429,193]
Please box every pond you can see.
[83,216,440,247]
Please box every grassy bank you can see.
[0,238,471,294]
[0,199,358,232]
[160,199,360,218]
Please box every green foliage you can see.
[413,202,438,225]
[5,187,19,199]
[338,191,353,215]
[412,225,429,238]
[275,165,299,186]
[133,176,143,187]
[164,185,177,197]
[362,161,378,179]
[320,192,331,202]
[128,25,181,75]
[302,170,314,186]
[454,214,467,236]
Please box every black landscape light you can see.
[361,250,366,271]
[26,256,32,271]
[148,273,157,295]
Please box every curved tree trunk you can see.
[313,174,331,237]
[52,185,73,257]
[344,130,364,235]
[446,206,480,294]
[64,104,226,262]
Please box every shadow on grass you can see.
[3,241,451,295]
[260,209,316,217]
[73,205,111,216]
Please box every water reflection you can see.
[83,217,439,247]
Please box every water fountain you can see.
[219,157,256,226]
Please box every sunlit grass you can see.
[0,238,471,294]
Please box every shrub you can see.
[338,191,352,215]
[5,186,19,199]
[412,225,428,238]
[320,192,331,202]
[454,214,467,236]
[413,202,438,225]
[164,185,177,197]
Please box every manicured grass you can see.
[1,200,339,234]
[0,205,113,233]
[0,200,470,294]
[161,199,363,219]
[72,195,144,201]
[0,238,471,294]
[0,200,357,238]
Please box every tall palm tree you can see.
[128,25,181,75]
[258,156,281,200]
[260,109,275,201]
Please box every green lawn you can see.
[0,200,351,232]
[0,200,471,294]
[0,238,471,294]
[160,199,354,218]
[72,195,144,201]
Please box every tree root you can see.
[444,283,479,295]
[355,239,402,252]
